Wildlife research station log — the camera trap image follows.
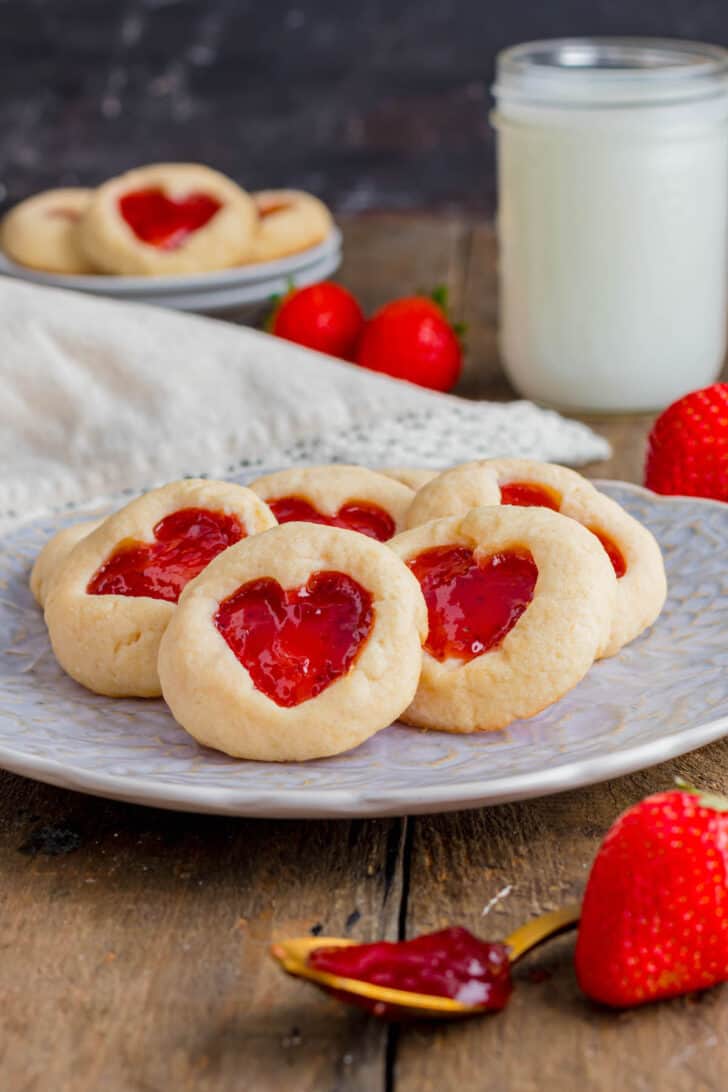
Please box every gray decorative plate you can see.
[0,479,726,818]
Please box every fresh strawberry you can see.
[355,289,463,392]
[575,784,728,1008]
[644,383,728,501]
[269,281,365,361]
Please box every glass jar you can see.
[491,38,728,412]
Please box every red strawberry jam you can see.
[500,481,561,510]
[589,528,627,578]
[309,928,513,1017]
[499,482,627,578]
[408,545,537,662]
[87,508,243,603]
[119,188,222,250]
[269,496,395,542]
[214,570,373,707]
[258,201,290,218]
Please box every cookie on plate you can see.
[555,487,667,657]
[30,519,102,607]
[77,164,257,275]
[250,189,333,262]
[158,522,427,761]
[405,458,596,528]
[389,505,616,734]
[249,465,413,541]
[44,480,276,697]
[379,467,440,491]
[405,458,666,656]
[1,188,95,274]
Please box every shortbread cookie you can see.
[405,458,598,529]
[389,506,616,734]
[1,188,95,274]
[78,164,257,275]
[406,458,666,655]
[44,480,276,697]
[30,519,102,607]
[158,522,427,761]
[559,488,666,657]
[250,189,333,262]
[249,465,413,541]
[380,467,440,491]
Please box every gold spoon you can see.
[271,902,580,1019]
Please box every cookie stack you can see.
[32,460,667,761]
[1,163,333,276]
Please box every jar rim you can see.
[493,37,728,107]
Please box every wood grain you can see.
[0,772,404,1090]
[397,755,728,1092]
[2,213,727,1091]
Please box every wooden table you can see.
[3,215,727,1092]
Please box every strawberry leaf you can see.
[430,284,449,312]
[675,777,728,813]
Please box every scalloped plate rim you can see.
[0,477,726,818]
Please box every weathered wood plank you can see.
[395,754,728,1092]
[455,222,500,398]
[340,213,471,319]
[0,771,403,1091]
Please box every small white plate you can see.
[118,249,342,314]
[0,478,726,818]
[0,230,342,314]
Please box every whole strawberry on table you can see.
[268,281,463,393]
[576,782,728,1007]
[645,382,728,502]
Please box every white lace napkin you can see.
[0,277,610,533]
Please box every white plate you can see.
[119,249,342,313]
[0,230,342,314]
[0,478,726,818]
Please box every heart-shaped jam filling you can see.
[500,483,627,578]
[589,528,627,578]
[214,571,373,707]
[87,508,244,603]
[499,481,561,510]
[408,545,538,662]
[119,188,222,250]
[269,496,395,542]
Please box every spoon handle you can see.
[505,903,581,962]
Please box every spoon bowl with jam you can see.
[271,904,580,1020]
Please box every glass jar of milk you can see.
[492,38,728,412]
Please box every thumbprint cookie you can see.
[249,465,413,542]
[389,505,616,734]
[30,520,102,608]
[379,467,441,491]
[250,189,333,262]
[158,522,427,761]
[44,480,276,697]
[405,458,666,656]
[78,164,257,275]
[1,188,95,274]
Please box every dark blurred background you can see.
[2,0,728,215]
